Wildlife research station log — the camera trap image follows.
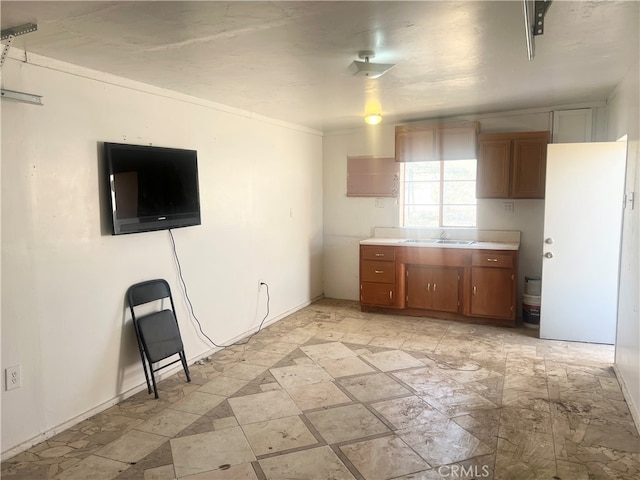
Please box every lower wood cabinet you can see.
[406,265,460,312]
[360,282,398,307]
[360,245,399,308]
[360,245,518,325]
[470,267,515,319]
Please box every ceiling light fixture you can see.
[364,113,382,125]
[349,51,395,79]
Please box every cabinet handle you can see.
[473,286,477,295]
[374,270,384,274]
[427,283,431,291]
[486,258,498,262]
[433,283,437,292]
[389,291,393,300]
[375,253,385,257]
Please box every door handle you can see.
[545,237,553,244]
[543,252,553,258]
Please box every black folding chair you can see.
[127,279,191,398]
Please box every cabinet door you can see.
[406,266,432,309]
[511,138,547,198]
[406,266,460,312]
[470,267,514,319]
[476,140,511,198]
[361,283,397,307]
[431,267,460,313]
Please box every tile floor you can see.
[2,299,639,479]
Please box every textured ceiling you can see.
[2,1,638,132]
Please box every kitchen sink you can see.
[403,239,438,244]
[435,239,475,245]
[403,239,475,245]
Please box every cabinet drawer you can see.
[361,245,396,261]
[471,253,513,268]
[361,260,395,283]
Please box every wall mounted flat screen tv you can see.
[104,142,201,235]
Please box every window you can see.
[400,159,477,227]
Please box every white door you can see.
[540,142,626,344]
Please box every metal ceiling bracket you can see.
[1,23,38,41]
[1,35,14,68]
[1,89,43,106]
[533,0,552,36]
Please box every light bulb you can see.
[365,113,382,125]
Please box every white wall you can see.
[608,61,640,428]
[1,53,323,455]
[322,108,606,306]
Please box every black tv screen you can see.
[104,142,201,235]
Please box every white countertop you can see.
[360,237,520,251]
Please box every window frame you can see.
[399,158,478,228]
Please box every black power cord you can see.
[168,229,270,348]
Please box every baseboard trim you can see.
[613,364,640,433]
[1,296,319,461]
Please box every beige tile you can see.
[361,350,424,371]
[259,446,355,480]
[179,462,258,479]
[401,334,442,352]
[318,356,376,378]
[269,363,333,389]
[502,388,550,412]
[96,430,167,464]
[260,342,299,355]
[338,373,412,402]
[306,403,389,443]
[494,452,557,480]
[398,418,493,467]
[197,376,248,396]
[371,396,443,429]
[170,392,226,415]
[170,427,255,477]
[55,455,130,480]
[556,460,589,480]
[340,435,430,479]
[392,367,461,394]
[242,351,286,367]
[222,363,267,381]
[421,390,498,417]
[212,416,238,430]
[137,409,201,437]
[286,381,352,410]
[228,389,301,425]
[143,464,176,480]
[341,333,374,345]
[300,341,357,361]
[242,415,318,456]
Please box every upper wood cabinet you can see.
[476,131,550,199]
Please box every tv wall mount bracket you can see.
[1,23,43,106]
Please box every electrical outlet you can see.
[503,202,515,213]
[5,365,21,391]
